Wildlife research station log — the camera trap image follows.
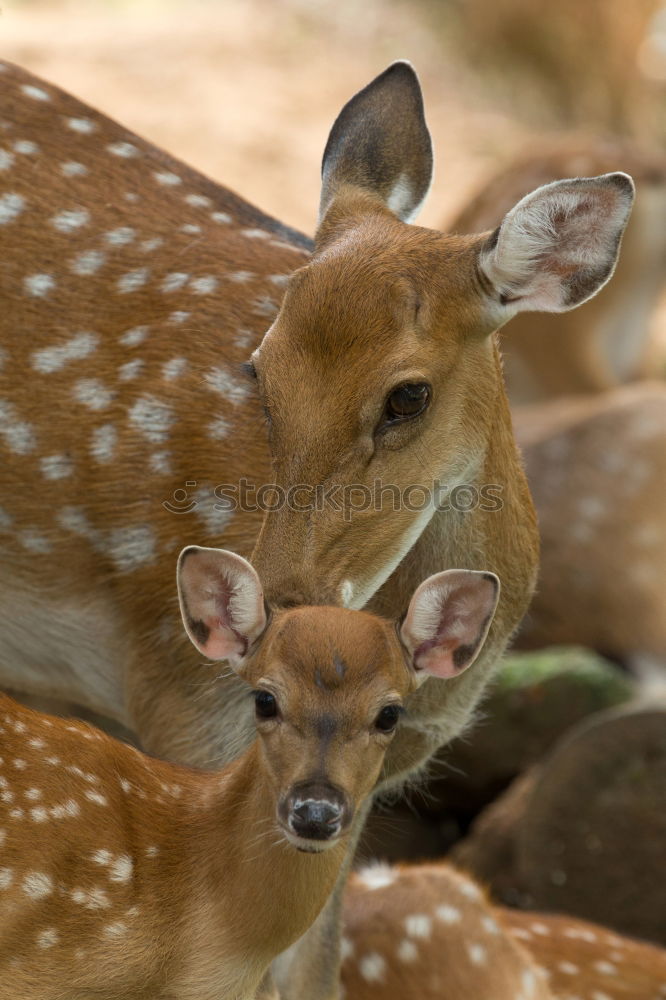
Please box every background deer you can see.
[0,547,499,999]
[448,136,666,404]
[0,60,634,998]
[340,861,666,1000]
[514,381,666,670]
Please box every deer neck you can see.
[181,741,346,995]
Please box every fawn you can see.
[341,861,666,1000]
[0,58,632,999]
[0,546,499,999]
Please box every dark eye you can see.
[374,704,402,733]
[383,383,430,425]
[254,691,278,720]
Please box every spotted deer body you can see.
[514,382,666,667]
[0,549,499,1000]
[341,863,666,1000]
[0,60,635,1000]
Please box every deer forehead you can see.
[261,229,486,365]
[253,607,409,697]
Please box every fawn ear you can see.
[400,570,500,682]
[478,173,634,317]
[177,546,268,666]
[318,61,433,232]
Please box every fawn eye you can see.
[374,704,402,733]
[254,691,278,720]
[382,383,430,427]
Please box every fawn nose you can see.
[284,783,348,842]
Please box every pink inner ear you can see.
[198,618,247,662]
[413,637,464,679]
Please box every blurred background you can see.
[3,0,665,959]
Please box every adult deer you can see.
[0,60,633,997]
[0,548,498,999]
[514,381,666,669]
[448,136,666,403]
[341,862,666,1000]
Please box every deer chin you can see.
[280,826,344,854]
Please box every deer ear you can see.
[400,570,500,682]
[479,173,634,317]
[318,61,433,230]
[177,546,268,667]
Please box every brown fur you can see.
[341,862,666,1000]
[0,605,415,1000]
[514,382,666,662]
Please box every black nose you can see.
[290,798,344,840]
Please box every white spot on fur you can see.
[356,864,396,891]
[71,886,110,909]
[32,331,99,373]
[67,118,96,134]
[0,399,36,453]
[107,142,138,158]
[71,250,106,275]
[118,359,144,381]
[61,161,88,177]
[22,84,50,101]
[51,208,89,233]
[467,943,487,965]
[109,855,133,882]
[180,223,201,234]
[105,525,156,572]
[163,357,188,380]
[211,211,232,224]
[435,904,461,924]
[558,961,579,975]
[90,424,117,463]
[105,921,129,939]
[594,962,618,976]
[117,268,149,293]
[204,368,249,404]
[359,953,386,983]
[13,140,39,155]
[92,849,112,866]
[140,237,163,252]
[22,872,53,899]
[84,789,108,807]
[207,415,230,440]
[0,148,15,171]
[0,192,25,224]
[128,396,174,443]
[37,928,59,949]
[20,531,51,554]
[119,325,149,347]
[397,938,418,962]
[73,378,114,410]
[30,807,48,822]
[190,275,218,294]
[105,227,136,246]
[24,788,42,800]
[161,272,189,292]
[154,171,181,186]
[242,228,270,240]
[24,274,55,297]
[530,922,550,936]
[185,193,211,207]
[168,310,190,324]
[0,868,13,890]
[227,270,255,283]
[40,454,74,479]
[404,914,432,939]
[149,451,171,475]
